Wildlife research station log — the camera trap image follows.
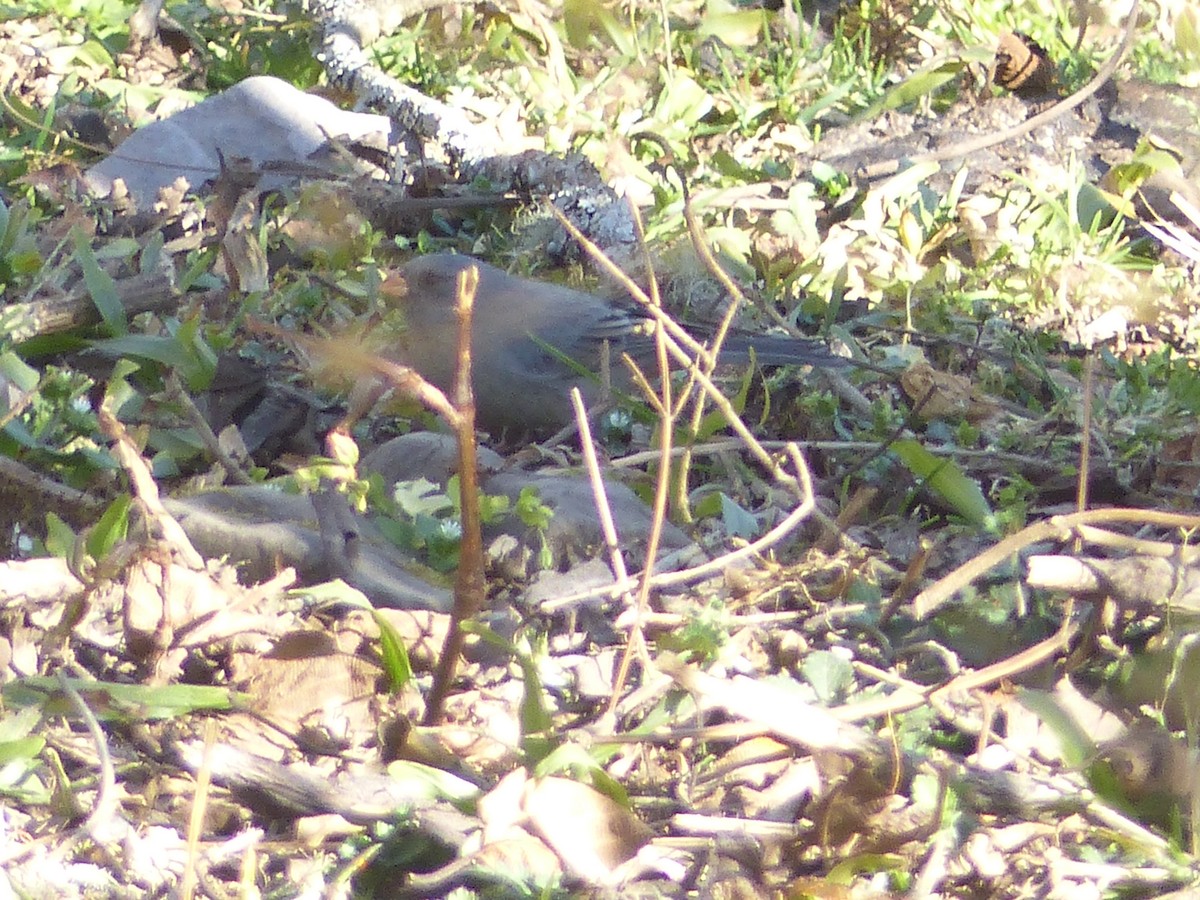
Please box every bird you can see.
[367,252,845,435]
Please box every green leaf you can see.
[477,490,511,525]
[692,491,723,520]
[0,737,46,765]
[562,0,636,56]
[655,599,728,662]
[139,230,164,276]
[289,578,374,611]
[72,228,126,336]
[1074,181,1119,232]
[393,478,454,518]
[1176,7,1200,62]
[535,743,631,807]
[0,706,42,743]
[802,650,854,705]
[3,677,245,721]
[719,493,759,539]
[94,237,141,262]
[869,60,964,114]
[516,653,554,754]
[827,853,907,885]
[178,246,219,292]
[168,316,218,389]
[890,439,995,530]
[697,4,766,47]
[650,73,714,141]
[72,38,115,72]
[513,485,551,529]
[44,513,77,559]
[0,350,40,392]
[373,610,413,692]
[384,760,479,804]
[90,334,201,382]
[85,495,131,562]
[466,624,555,762]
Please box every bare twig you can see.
[424,264,483,726]
[1077,351,1095,522]
[55,669,118,854]
[179,719,218,900]
[98,402,205,570]
[912,509,1200,619]
[165,373,255,486]
[570,388,634,607]
[549,206,810,497]
[0,455,106,526]
[607,203,679,710]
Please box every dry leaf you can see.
[523,776,652,884]
[900,362,1001,423]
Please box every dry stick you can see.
[610,438,1069,473]
[165,373,255,487]
[650,443,816,586]
[0,455,106,525]
[1071,0,1090,54]
[424,264,483,727]
[553,202,828,697]
[98,403,205,570]
[54,669,118,855]
[674,176,755,523]
[553,217,828,558]
[624,140,744,522]
[602,204,682,711]
[912,508,1200,619]
[832,612,1079,723]
[0,383,36,431]
[570,388,651,715]
[179,718,218,900]
[571,388,634,602]
[1072,523,1200,562]
[3,271,180,344]
[549,207,803,495]
[547,208,721,371]
[539,443,819,612]
[620,203,681,590]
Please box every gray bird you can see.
[378,252,844,434]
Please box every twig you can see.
[179,718,218,900]
[540,443,823,612]
[912,509,1200,619]
[606,201,679,711]
[424,264,483,726]
[1,271,179,343]
[570,388,635,608]
[1076,351,1095,535]
[55,669,118,853]
[649,444,817,588]
[572,387,653,715]
[98,402,205,570]
[165,373,255,486]
[549,206,809,497]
